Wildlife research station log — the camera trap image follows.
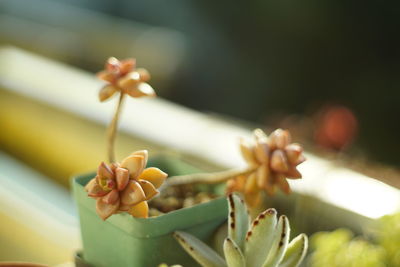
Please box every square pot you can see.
[72,155,228,267]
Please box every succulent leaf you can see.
[227,194,250,250]
[128,201,149,218]
[279,234,308,267]
[120,155,145,179]
[262,215,290,267]
[174,231,227,267]
[138,167,168,189]
[245,208,278,267]
[223,238,245,267]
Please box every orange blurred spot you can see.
[315,105,358,150]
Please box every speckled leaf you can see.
[223,238,245,267]
[245,208,277,267]
[279,234,308,267]
[228,194,250,250]
[174,231,227,267]
[262,215,290,267]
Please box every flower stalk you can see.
[164,166,257,187]
[107,92,126,163]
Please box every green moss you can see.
[310,213,400,267]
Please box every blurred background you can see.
[0,0,400,265]
[1,0,399,166]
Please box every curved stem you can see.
[164,166,257,187]
[107,93,126,163]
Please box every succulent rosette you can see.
[85,150,167,220]
[227,128,306,206]
[97,57,155,101]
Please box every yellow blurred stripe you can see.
[0,89,161,188]
[0,213,72,264]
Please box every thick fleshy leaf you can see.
[276,176,291,194]
[244,173,258,194]
[131,150,148,169]
[239,138,257,166]
[174,231,227,267]
[136,68,151,82]
[86,178,109,197]
[296,155,306,165]
[99,85,118,102]
[280,234,308,267]
[226,175,247,194]
[105,57,120,72]
[268,129,291,150]
[117,71,141,91]
[138,179,159,200]
[257,164,270,189]
[97,162,114,180]
[245,190,262,207]
[285,144,303,165]
[223,238,245,267]
[245,208,278,267]
[120,180,146,205]
[115,167,129,191]
[262,215,290,267]
[286,168,302,179]
[227,194,250,250]
[118,204,130,212]
[270,150,289,173]
[128,201,149,218]
[96,198,120,220]
[97,70,116,83]
[120,155,145,179]
[102,189,119,205]
[255,140,270,164]
[138,167,168,189]
[127,82,156,98]
[120,58,136,74]
[254,128,268,140]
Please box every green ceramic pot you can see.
[72,156,227,267]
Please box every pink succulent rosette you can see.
[85,150,167,220]
[97,57,155,101]
[227,129,306,206]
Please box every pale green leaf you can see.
[262,215,290,267]
[174,231,227,267]
[245,208,278,267]
[228,193,250,250]
[279,234,308,267]
[223,237,246,267]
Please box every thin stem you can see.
[164,166,257,187]
[107,93,126,163]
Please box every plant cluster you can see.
[174,194,308,267]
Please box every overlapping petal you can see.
[85,150,167,220]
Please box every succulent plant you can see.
[166,128,306,208]
[174,193,308,267]
[85,150,168,220]
[227,129,306,206]
[97,57,155,102]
